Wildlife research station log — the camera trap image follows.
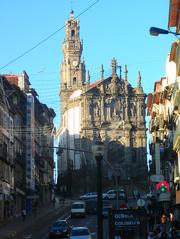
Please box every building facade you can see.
[147,0,180,204]
[0,77,14,222]
[57,11,148,196]
[0,72,55,222]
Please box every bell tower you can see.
[60,10,86,92]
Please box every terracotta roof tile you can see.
[90,79,102,88]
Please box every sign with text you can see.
[109,209,147,239]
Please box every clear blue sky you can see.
[0,0,173,132]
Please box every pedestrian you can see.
[138,192,140,198]
[153,213,171,238]
[169,211,180,238]
[33,200,37,217]
[147,201,155,231]
[52,197,56,207]
[21,208,26,221]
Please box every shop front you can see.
[0,181,14,222]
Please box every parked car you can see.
[70,201,86,218]
[103,189,126,200]
[79,192,97,200]
[69,226,92,239]
[49,219,71,238]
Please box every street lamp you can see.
[149,27,180,39]
[92,139,105,239]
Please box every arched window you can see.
[71,30,75,39]
[73,77,76,85]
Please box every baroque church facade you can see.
[57,11,148,195]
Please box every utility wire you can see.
[0,0,100,71]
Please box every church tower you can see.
[57,11,148,195]
[60,11,86,115]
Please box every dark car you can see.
[49,219,71,238]
[86,199,97,214]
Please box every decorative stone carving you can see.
[130,102,136,117]
[94,102,100,118]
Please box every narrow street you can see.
[16,198,147,239]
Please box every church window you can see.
[71,29,75,39]
[13,96,18,105]
[141,104,144,116]
[73,77,77,85]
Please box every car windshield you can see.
[52,221,67,227]
[72,204,84,209]
[71,228,89,236]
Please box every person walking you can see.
[169,211,180,239]
[21,208,26,221]
[152,213,171,238]
[52,197,56,207]
[147,200,155,231]
[33,200,37,217]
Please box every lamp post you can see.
[149,27,180,39]
[92,139,104,239]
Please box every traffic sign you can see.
[109,209,147,238]
[150,174,164,183]
[158,191,170,202]
[137,199,145,207]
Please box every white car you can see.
[70,201,86,218]
[103,189,126,200]
[79,192,97,200]
[69,226,92,239]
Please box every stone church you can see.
[57,11,148,195]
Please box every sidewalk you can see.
[0,198,72,239]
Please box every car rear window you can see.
[53,221,67,227]
[72,204,84,209]
[71,228,89,236]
